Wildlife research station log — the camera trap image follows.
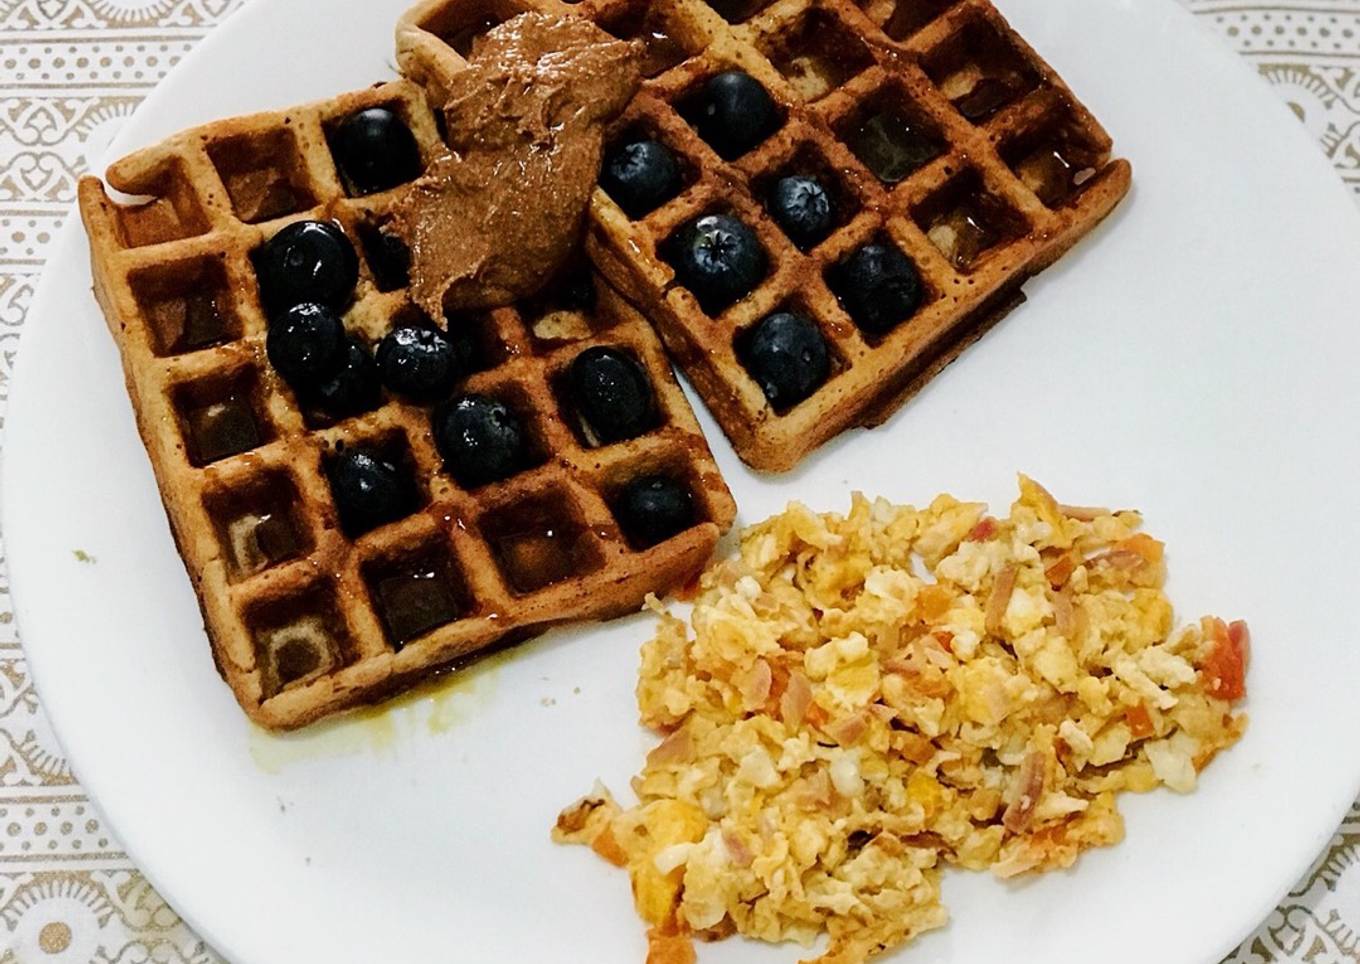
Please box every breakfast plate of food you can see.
[4,0,1360,961]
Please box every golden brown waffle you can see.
[77,79,736,730]
[398,0,1131,471]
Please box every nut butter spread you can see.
[395,13,641,314]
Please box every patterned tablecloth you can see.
[0,0,1357,961]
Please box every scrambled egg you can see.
[554,478,1249,964]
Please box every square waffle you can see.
[397,0,1132,470]
[77,79,736,730]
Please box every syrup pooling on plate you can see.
[555,479,1251,964]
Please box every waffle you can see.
[397,0,1131,471]
[77,78,737,730]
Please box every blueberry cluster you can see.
[256,112,695,545]
[259,220,375,417]
[600,70,783,222]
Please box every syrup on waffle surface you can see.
[397,0,1132,471]
[77,78,736,730]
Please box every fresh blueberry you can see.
[376,326,465,402]
[568,346,656,444]
[600,139,682,218]
[829,242,923,334]
[667,213,766,313]
[307,337,381,418]
[615,476,695,548]
[266,302,347,389]
[357,221,411,292]
[741,311,830,410]
[331,107,423,196]
[432,394,526,487]
[691,71,778,159]
[254,220,359,313]
[769,175,835,249]
[327,448,415,536]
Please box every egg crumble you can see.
[554,477,1249,964]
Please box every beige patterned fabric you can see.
[0,0,1357,960]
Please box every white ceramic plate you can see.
[6,0,1360,961]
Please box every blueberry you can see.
[741,311,830,410]
[601,139,682,218]
[432,394,526,487]
[376,326,465,402]
[830,242,923,334]
[568,346,656,444]
[615,476,695,548]
[255,220,359,313]
[357,221,411,292]
[307,337,381,418]
[327,448,415,536]
[769,175,834,249]
[668,214,766,313]
[331,107,423,196]
[266,302,347,389]
[692,71,778,159]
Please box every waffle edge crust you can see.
[399,0,1132,471]
[77,79,736,730]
